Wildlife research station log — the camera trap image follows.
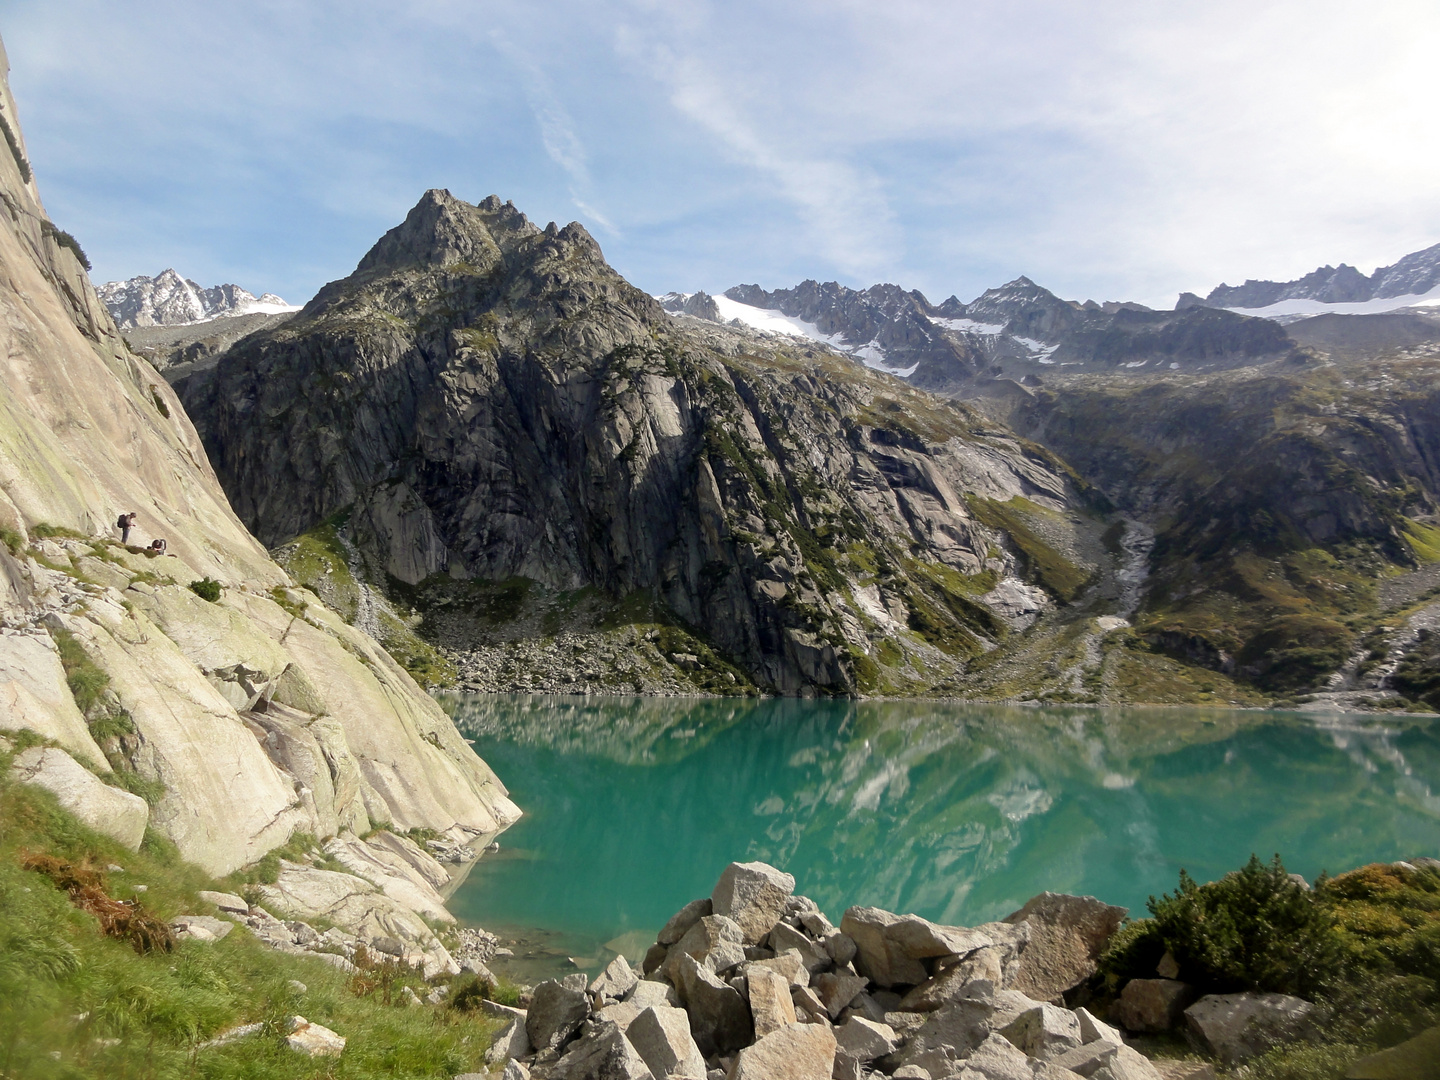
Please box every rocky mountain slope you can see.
[98,267,295,328]
[174,189,1151,698]
[677,277,1292,394]
[0,32,516,973]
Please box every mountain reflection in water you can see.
[442,695,1440,966]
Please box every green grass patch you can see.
[51,628,109,717]
[965,496,1090,602]
[1403,519,1440,563]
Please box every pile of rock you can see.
[482,861,1187,1080]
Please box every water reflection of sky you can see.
[442,696,1440,956]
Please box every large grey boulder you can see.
[484,1015,533,1064]
[767,923,829,973]
[998,1002,1082,1059]
[592,954,640,1002]
[627,980,682,1009]
[1113,979,1195,1033]
[962,1032,1034,1080]
[813,971,867,1020]
[833,1016,898,1061]
[627,1006,706,1079]
[744,948,809,988]
[9,746,148,849]
[840,907,1022,988]
[727,1021,836,1080]
[673,952,753,1056]
[746,964,797,1038]
[665,915,746,981]
[1092,1044,1168,1080]
[899,945,1003,1011]
[1183,992,1317,1066]
[1003,892,1127,1003]
[527,978,593,1052]
[1076,1007,1123,1045]
[658,898,714,946]
[711,862,795,946]
[550,1020,655,1080]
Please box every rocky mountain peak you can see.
[355,188,516,277]
[98,268,294,329]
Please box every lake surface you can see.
[442,696,1440,980]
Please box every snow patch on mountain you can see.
[928,315,1006,335]
[697,293,917,377]
[1223,282,1440,323]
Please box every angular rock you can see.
[1092,1044,1167,1080]
[833,1017,897,1062]
[171,915,234,942]
[745,948,809,988]
[832,1050,863,1080]
[1050,1039,1121,1076]
[485,1016,534,1064]
[1113,979,1195,1034]
[999,1002,1082,1059]
[747,965,797,1038]
[644,942,670,975]
[1003,893,1127,1003]
[899,946,1004,1012]
[1183,992,1317,1066]
[658,898,714,946]
[628,980,683,1009]
[728,1021,836,1080]
[1076,1007,1123,1045]
[1150,1063,1216,1080]
[711,862,795,946]
[823,932,857,967]
[592,954,640,1001]
[503,1061,531,1080]
[667,915,746,981]
[551,1020,655,1080]
[197,889,249,913]
[9,747,148,850]
[838,908,951,987]
[891,1068,930,1080]
[814,972,868,1020]
[627,1005,707,1079]
[964,1032,1034,1080]
[285,1016,345,1056]
[897,998,995,1064]
[798,910,835,938]
[768,922,830,974]
[1156,951,1180,980]
[527,978,592,1052]
[674,952,753,1056]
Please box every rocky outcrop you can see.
[493,861,1153,1080]
[1201,240,1440,309]
[97,268,294,329]
[7,745,148,848]
[176,189,1096,695]
[0,34,517,886]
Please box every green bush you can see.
[149,386,170,419]
[0,527,22,555]
[39,221,91,272]
[1149,854,1342,997]
[188,577,222,602]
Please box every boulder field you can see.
[479,860,1313,1080]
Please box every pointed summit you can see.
[355,189,531,277]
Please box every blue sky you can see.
[2,0,1438,309]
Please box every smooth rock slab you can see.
[1184,992,1316,1066]
[484,1016,533,1064]
[1114,979,1196,1034]
[197,889,249,913]
[285,1016,345,1057]
[527,978,592,1052]
[628,1005,707,1079]
[711,862,795,946]
[727,1021,836,1080]
[9,746,148,849]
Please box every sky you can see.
[2,0,1438,310]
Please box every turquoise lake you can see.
[441,696,1440,980]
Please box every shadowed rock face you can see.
[178,190,1094,695]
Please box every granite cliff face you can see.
[176,189,1126,697]
[0,42,517,879]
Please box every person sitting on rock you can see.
[148,538,166,554]
[117,512,137,545]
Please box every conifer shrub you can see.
[188,577,222,602]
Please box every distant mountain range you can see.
[97,268,297,328]
[1183,241,1440,315]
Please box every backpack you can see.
[116,515,128,529]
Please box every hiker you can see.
[116,512,137,545]
[148,538,166,554]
